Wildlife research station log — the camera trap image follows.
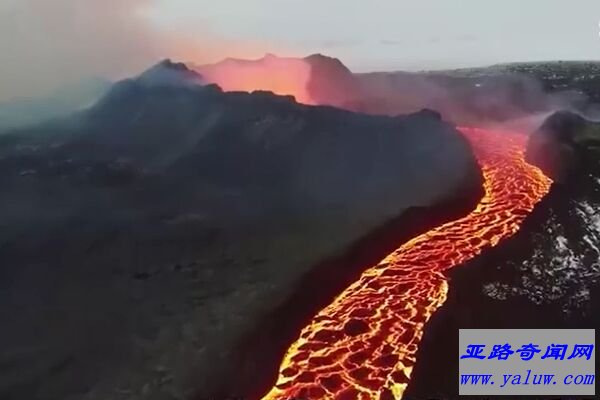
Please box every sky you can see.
[146,0,600,70]
[2,0,600,100]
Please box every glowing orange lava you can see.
[261,127,552,400]
[197,55,315,104]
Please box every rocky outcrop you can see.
[526,110,600,182]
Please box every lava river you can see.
[261,127,552,400]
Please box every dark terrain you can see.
[0,61,482,400]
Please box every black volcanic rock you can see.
[526,111,600,182]
[411,108,443,121]
[0,63,483,400]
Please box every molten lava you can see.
[261,127,552,399]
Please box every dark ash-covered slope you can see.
[0,61,482,400]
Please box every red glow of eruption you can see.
[197,55,315,104]
[260,128,552,399]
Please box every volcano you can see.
[191,55,556,399]
[0,54,568,400]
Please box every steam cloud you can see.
[353,72,588,131]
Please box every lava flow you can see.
[261,127,552,400]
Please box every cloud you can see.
[379,39,404,46]
[457,34,478,42]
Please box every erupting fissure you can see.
[260,127,552,399]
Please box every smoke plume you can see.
[0,0,260,102]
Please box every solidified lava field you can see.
[260,128,552,400]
